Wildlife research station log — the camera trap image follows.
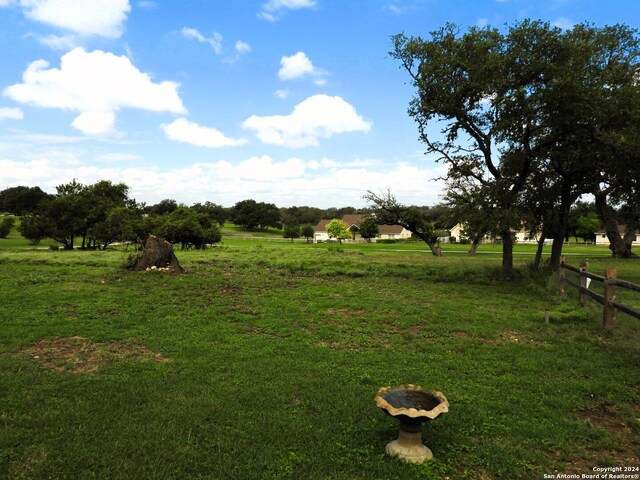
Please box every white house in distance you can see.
[449,223,545,244]
[449,223,497,244]
[313,214,412,243]
[595,226,640,246]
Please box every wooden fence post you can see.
[603,268,617,330]
[559,256,565,291]
[579,260,589,306]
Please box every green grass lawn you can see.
[0,236,639,479]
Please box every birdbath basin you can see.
[375,384,448,463]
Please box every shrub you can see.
[122,252,143,270]
[0,217,15,238]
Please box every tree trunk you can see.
[501,229,514,279]
[550,235,565,269]
[533,234,547,270]
[467,233,483,255]
[595,193,635,258]
[550,180,574,269]
[413,232,442,256]
[623,219,638,254]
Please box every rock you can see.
[135,235,184,272]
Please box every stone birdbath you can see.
[375,384,449,464]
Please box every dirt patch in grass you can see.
[324,307,367,317]
[25,336,170,375]
[565,401,640,472]
[474,329,549,346]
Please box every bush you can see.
[122,252,143,270]
[0,217,15,238]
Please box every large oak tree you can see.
[391,21,640,276]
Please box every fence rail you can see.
[559,256,640,329]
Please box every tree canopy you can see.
[0,186,50,215]
[391,20,640,275]
[358,216,379,242]
[325,219,352,243]
[231,199,281,231]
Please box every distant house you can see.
[313,214,412,243]
[378,224,411,241]
[595,226,640,246]
[514,227,543,245]
[449,223,496,244]
[449,223,544,244]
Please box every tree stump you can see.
[135,235,184,272]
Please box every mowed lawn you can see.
[0,238,639,479]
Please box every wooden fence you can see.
[559,256,640,330]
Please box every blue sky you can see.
[0,0,637,208]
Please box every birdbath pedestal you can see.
[375,385,448,464]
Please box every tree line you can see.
[0,182,385,247]
[0,182,609,249]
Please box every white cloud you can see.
[235,40,251,54]
[243,94,372,148]
[278,51,327,85]
[383,1,428,15]
[181,27,223,54]
[258,0,316,22]
[278,52,314,79]
[94,152,140,163]
[238,156,305,180]
[71,111,116,135]
[20,0,131,38]
[275,89,290,99]
[0,144,445,208]
[0,107,23,120]
[319,157,378,169]
[162,118,246,148]
[137,0,156,8]
[37,33,78,50]
[3,48,186,135]
[0,158,55,187]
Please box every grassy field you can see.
[1,231,639,479]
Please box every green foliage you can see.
[301,225,315,240]
[283,224,301,241]
[281,205,324,226]
[326,218,352,243]
[17,214,48,244]
[147,198,178,216]
[88,206,141,250]
[358,216,379,240]
[391,20,640,270]
[232,199,281,230]
[364,190,440,255]
[191,201,227,226]
[576,212,601,241]
[0,217,15,238]
[17,179,132,250]
[121,251,143,270]
[157,206,221,249]
[0,185,49,215]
